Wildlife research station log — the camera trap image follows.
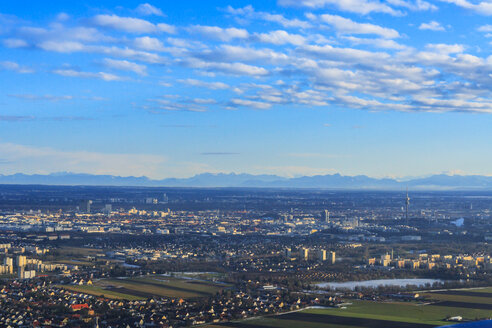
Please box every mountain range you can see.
[1,172,492,190]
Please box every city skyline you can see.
[2,0,492,179]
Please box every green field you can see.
[58,274,229,301]
[209,288,492,328]
[134,276,227,295]
[422,291,492,305]
[56,284,145,301]
[470,287,492,293]
[55,259,94,266]
[170,272,227,281]
[57,246,102,257]
[49,246,102,266]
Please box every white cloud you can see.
[386,0,438,11]
[318,14,400,39]
[224,5,255,15]
[0,61,34,73]
[440,0,492,15]
[278,0,403,15]
[288,89,330,106]
[91,14,176,34]
[419,21,445,31]
[135,3,164,16]
[133,36,165,51]
[225,5,312,29]
[5,2,492,118]
[3,24,125,56]
[36,42,167,64]
[9,94,73,101]
[344,36,406,49]
[184,58,269,76]
[38,40,86,53]
[97,46,167,64]
[53,69,125,81]
[188,25,249,41]
[7,25,113,53]
[478,24,492,32]
[191,98,217,104]
[91,14,155,33]
[300,44,390,64]
[3,38,29,48]
[229,98,272,109]
[156,23,176,34]
[31,42,166,64]
[150,97,208,112]
[56,13,70,21]
[166,37,205,49]
[180,78,230,90]
[425,43,464,54]
[260,13,312,29]
[255,30,305,45]
[197,45,289,65]
[103,58,147,75]
[0,142,167,178]
[18,25,110,43]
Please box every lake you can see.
[316,278,444,290]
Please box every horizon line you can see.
[1,171,492,181]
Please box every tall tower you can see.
[322,210,330,223]
[329,251,336,264]
[79,200,92,213]
[301,248,309,261]
[405,187,410,224]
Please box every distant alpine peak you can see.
[0,172,492,189]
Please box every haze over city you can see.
[2,0,492,179]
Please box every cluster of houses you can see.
[0,243,70,279]
[0,276,323,327]
[368,252,492,270]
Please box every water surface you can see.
[316,278,443,290]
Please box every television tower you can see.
[405,187,410,224]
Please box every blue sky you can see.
[1,0,492,179]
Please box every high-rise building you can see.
[485,255,492,270]
[380,253,391,266]
[405,188,410,224]
[329,251,336,264]
[322,210,330,223]
[18,267,35,279]
[301,248,309,261]
[162,193,168,203]
[18,266,24,279]
[343,217,359,228]
[4,257,13,267]
[17,255,26,268]
[103,204,112,215]
[0,243,11,250]
[317,249,327,261]
[79,200,92,213]
[4,265,13,274]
